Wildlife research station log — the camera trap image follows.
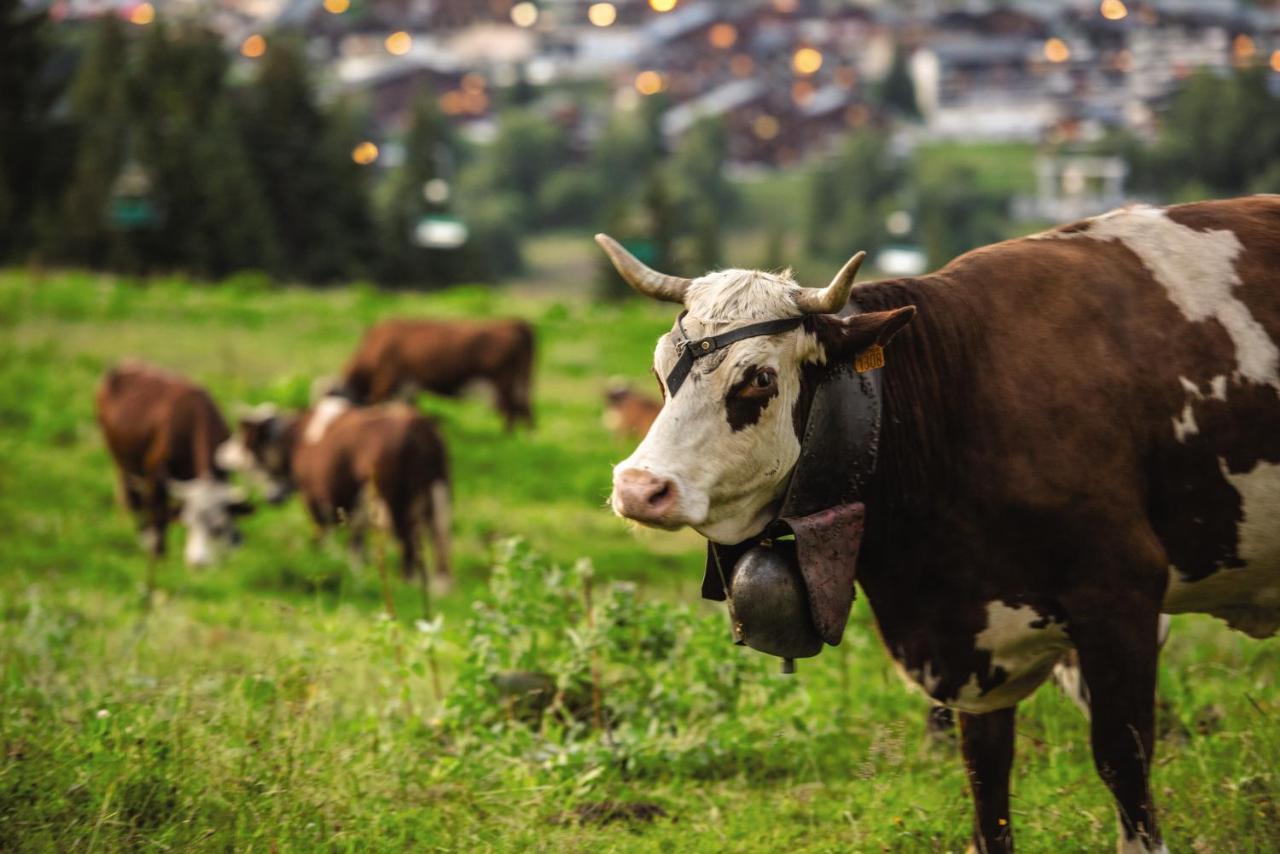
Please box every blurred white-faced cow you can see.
[602,380,662,440]
[96,361,252,568]
[598,196,1280,853]
[337,318,535,432]
[221,398,451,584]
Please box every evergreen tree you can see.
[880,45,919,118]
[916,163,1005,268]
[57,16,132,268]
[129,23,277,277]
[670,117,734,224]
[669,118,734,269]
[377,88,466,285]
[488,108,569,227]
[1148,67,1280,196]
[806,131,902,260]
[238,38,375,283]
[0,0,65,261]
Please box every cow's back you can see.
[97,362,229,480]
[344,318,533,402]
[294,404,447,515]
[926,196,1280,636]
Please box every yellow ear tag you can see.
[854,344,885,373]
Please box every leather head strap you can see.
[666,311,805,397]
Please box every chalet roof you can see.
[661,78,766,138]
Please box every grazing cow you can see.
[602,380,662,440]
[220,398,452,583]
[597,196,1280,853]
[337,318,535,431]
[96,361,252,568]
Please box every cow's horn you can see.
[595,234,692,304]
[793,251,866,314]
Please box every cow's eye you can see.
[753,370,775,389]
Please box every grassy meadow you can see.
[1,268,1278,852]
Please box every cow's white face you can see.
[600,237,914,545]
[611,270,825,544]
[170,477,251,567]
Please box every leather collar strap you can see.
[667,311,805,396]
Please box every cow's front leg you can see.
[1071,610,1165,853]
[959,704,1016,853]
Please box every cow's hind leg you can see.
[390,504,422,581]
[1053,614,1170,722]
[1070,608,1166,853]
[424,479,453,593]
[959,705,1016,853]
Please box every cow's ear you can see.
[812,306,916,362]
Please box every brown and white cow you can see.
[220,398,452,583]
[602,380,662,440]
[598,196,1280,853]
[336,318,535,432]
[96,361,252,568]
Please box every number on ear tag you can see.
[854,344,885,373]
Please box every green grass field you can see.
[1,269,1278,852]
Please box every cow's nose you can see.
[612,468,679,524]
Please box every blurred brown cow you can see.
[220,397,451,584]
[96,361,252,568]
[602,381,661,440]
[336,318,535,432]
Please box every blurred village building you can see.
[43,0,1280,218]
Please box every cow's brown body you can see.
[603,385,661,440]
[845,196,1280,851]
[234,400,451,580]
[96,361,245,564]
[600,196,1280,852]
[340,318,535,431]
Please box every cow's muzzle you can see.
[611,468,681,527]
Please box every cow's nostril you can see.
[649,483,671,505]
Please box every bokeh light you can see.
[634,70,665,96]
[708,23,737,50]
[753,114,780,140]
[730,54,755,77]
[649,0,677,11]
[773,0,798,12]
[792,47,823,75]
[510,1,538,27]
[1272,50,1280,73]
[587,3,617,27]
[440,91,465,115]
[1044,38,1070,63]
[323,0,349,14]
[1100,0,1127,21]
[240,34,266,58]
[1233,34,1256,63]
[385,31,412,56]
[351,141,379,165]
[463,89,489,114]
[129,2,154,25]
